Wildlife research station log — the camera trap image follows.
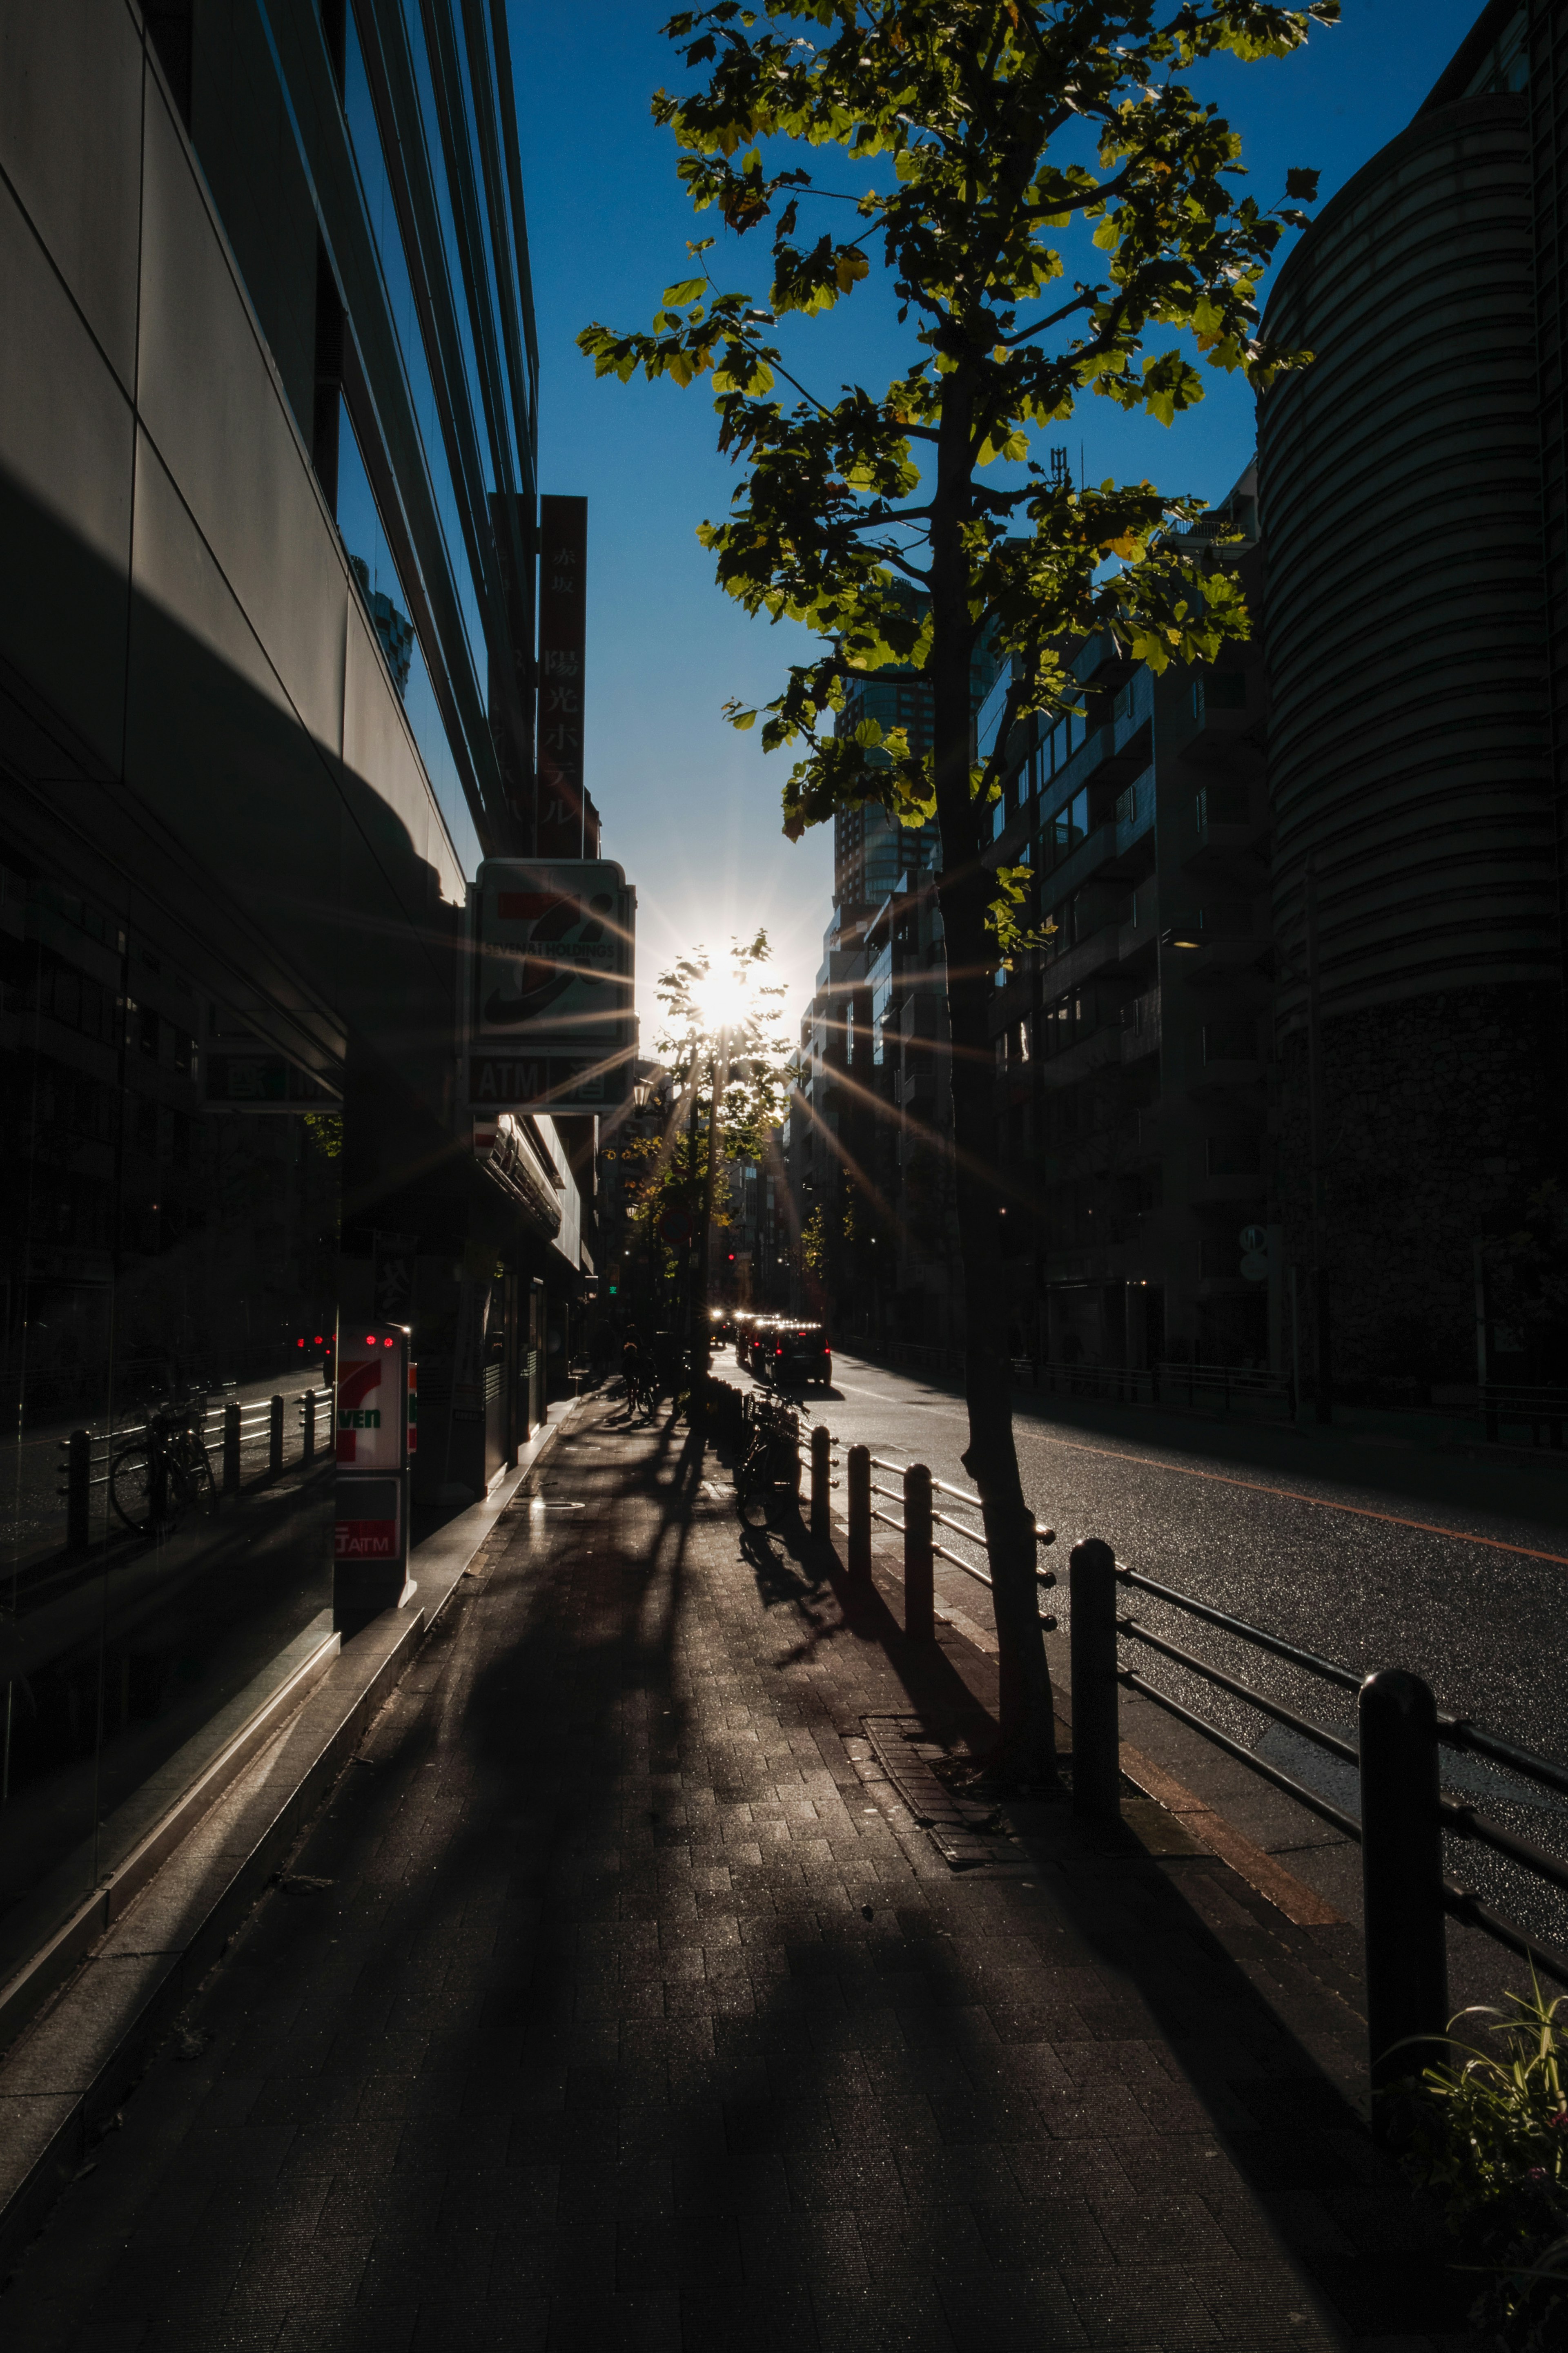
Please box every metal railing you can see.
[56,1385,327,1550]
[798,1430,1057,1644]
[1067,1539,1568,2102]
[1482,1381,1568,1448]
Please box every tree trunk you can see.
[927,369,1059,1788]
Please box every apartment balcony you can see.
[1038,920,1124,998]
[1036,1022,1124,1091]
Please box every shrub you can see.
[1400,1977,1568,2349]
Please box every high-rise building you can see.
[1258,0,1563,1397]
[0,4,591,2031]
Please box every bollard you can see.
[1069,1538,1120,1824]
[65,1430,90,1552]
[302,1388,316,1462]
[811,1425,832,1542]
[223,1400,241,1495]
[269,1393,284,1474]
[846,1444,871,1579]
[1359,1668,1448,2109]
[903,1463,934,1642]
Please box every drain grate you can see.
[855,1716,1035,1873]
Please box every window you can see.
[871,954,892,1064]
[1044,787,1090,870]
[1192,671,1247,719]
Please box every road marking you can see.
[831,1368,1568,1568]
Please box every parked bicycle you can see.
[734,1394,801,1529]
[109,1398,217,1536]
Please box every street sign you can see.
[469,859,635,1113]
[1238,1224,1268,1254]
[1240,1251,1270,1282]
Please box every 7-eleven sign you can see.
[336,1329,408,1470]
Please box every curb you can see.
[0,1404,577,2279]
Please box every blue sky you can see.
[508,0,1477,1040]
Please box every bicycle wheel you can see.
[108,1441,156,1535]
[761,1452,799,1528]
[168,1439,217,1527]
[639,1383,659,1423]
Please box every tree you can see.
[641,935,794,1414]
[581,0,1332,1779]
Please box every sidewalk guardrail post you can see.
[811,1425,831,1541]
[223,1400,241,1494]
[903,1463,933,1642]
[302,1389,316,1462]
[846,1444,871,1579]
[269,1393,284,1473]
[66,1430,90,1552]
[1359,1668,1448,2111]
[1069,1538,1120,1825]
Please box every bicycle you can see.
[109,1398,217,1536]
[734,1394,802,1529]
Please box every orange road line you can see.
[1034,1433,1568,1568]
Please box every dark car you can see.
[762,1322,832,1391]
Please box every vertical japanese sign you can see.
[537,494,587,856]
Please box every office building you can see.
[0,5,592,2025]
[1258,0,1563,1397]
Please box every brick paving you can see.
[0,1398,1487,2351]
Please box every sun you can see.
[693,963,752,1034]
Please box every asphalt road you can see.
[725,1347,1568,1993]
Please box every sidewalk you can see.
[0,1394,1483,2351]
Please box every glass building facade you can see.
[0,3,556,2027]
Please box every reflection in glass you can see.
[0,853,338,1993]
[336,401,481,875]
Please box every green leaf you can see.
[663,277,708,304]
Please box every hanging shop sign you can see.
[468,858,636,1114]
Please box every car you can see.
[764,1322,833,1392]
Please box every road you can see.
[727,1347,1568,1987]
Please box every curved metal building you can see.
[1258,84,1562,1390]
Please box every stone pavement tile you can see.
[135,2324,287,2353]
[935,2267,1090,2350]
[810,2278,961,2352]
[258,2306,423,2353]
[614,2215,744,2288]
[786,2146,908,2208]
[223,2235,374,2309]
[853,2203,993,2277]
[672,2150,789,2214]
[1087,2194,1239,2266]
[1184,2259,1344,2344]
[1059,2262,1219,2345]
[738,2208,869,2285]
[677,2281,819,2352]
[81,2243,245,2324]
[543,2288,682,2351]
[356,2225,497,2304]
[311,2170,447,2235]
[971,2195,1114,2268]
